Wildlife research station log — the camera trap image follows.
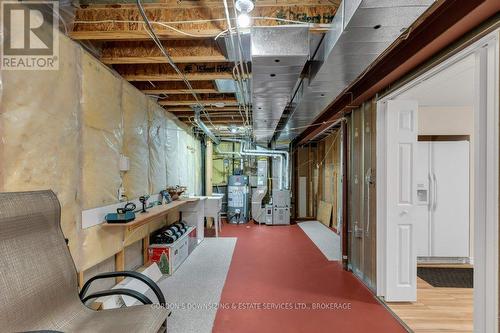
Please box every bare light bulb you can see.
[235,0,254,13]
[237,13,251,28]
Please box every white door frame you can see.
[376,30,499,332]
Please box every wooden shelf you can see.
[103,198,199,231]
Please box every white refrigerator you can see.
[415,141,470,259]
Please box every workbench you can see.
[98,197,200,283]
[103,198,199,231]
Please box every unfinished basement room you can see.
[1,0,499,332]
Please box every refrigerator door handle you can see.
[428,173,433,211]
[432,173,438,211]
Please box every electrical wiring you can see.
[73,19,218,38]
[136,0,216,130]
[72,16,327,39]
[72,16,319,28]
[229,0,250,124]
[317,128,341,167]
[254,117,346,135]
[231,65,248,125]
[222,0,250,130]
[80,8,336,139]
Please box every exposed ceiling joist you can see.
[78,1,340,9]
[167,107,242,112]
[100,40,225,64]
[115,62,235,81]
[133,80,218,93]
[71,4,338,40]
[170,111,243,116]
[144,88,220,94]
[181,119,246,124]
[159,98,238,106]
[70,1,341,127]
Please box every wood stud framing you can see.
[71,1,340,125]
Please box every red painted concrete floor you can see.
[209,222,406,333]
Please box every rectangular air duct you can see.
[277,0,434,143]
[251,26,310,143]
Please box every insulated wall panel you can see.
[165,117,180,186]
[186,135,197,196]
[148,100,167,194]
[122,82,149,198]
[194,140,202,195]
[0,30,202,274]
[178,131,189,190]
[0,34,82,266]
[81,52,123,209]
[80,52,124,271]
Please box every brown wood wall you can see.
[347,99,377,292]
[293,132,342,227]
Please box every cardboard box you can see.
[149,226,195,275]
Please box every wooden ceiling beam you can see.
[71,4,338,41]
[167,107,241,112]
[159,98,238,106]
[132,80,217,91]
[104,55,226,63]
[122,72,234,81]
[144,88,220,94]
[78,1,340,9]
[100,40,225,64]
[115,62,235,81]
[180,119,246,124]
[174,112,244,117]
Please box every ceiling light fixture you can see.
[235,0,254,28]
[229,125,239,134]
[213,102,226,108]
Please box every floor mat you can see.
[298,221,341,261]
[156,237,236,333]
[417,267,473,288]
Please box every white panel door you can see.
[431,141,470,257]
[385,100,418,302]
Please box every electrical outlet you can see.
[118,186,126,201]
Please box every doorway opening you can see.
[376,31,499,332]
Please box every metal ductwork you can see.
[277,0,434,142]
[217,32,252,62]
[251,26,310,143]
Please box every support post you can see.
[142,236,150,265]
[115,249,125,283]
[205,140,213,228]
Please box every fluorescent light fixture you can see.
[213,102,226,108]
